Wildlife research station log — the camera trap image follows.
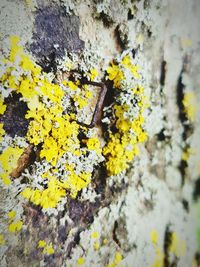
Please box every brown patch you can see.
[11,145,35,178]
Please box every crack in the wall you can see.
[176,58,193,185]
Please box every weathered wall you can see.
[0,0,200,267]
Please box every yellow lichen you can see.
[0,94,6,115]
[1,36,147,212]
[84,138,102,154]
[43,242,54,255]
[21,176,66,209]
[73,95,88,109]
[169,232,186,257]
[107,252,123,267]
[68,80,78,91]
[7,210,16,220]
[182,91,198,122]
[121,55,140,79]
[103,56,148,176]
[63,171,92,198]
[150,230,158,245]
[91,231,100,239]
[182,147,195,161]
[38,240,47,248]
[8,220,23,233]
[89,68,98,81]
[26,107,79,166]
[151,247,164,267]
[93,241,100,250]
[150,231,164,267]
[38,240,54,255]
[77,257,85,266]
[107,63,124,88]
[0,123,5,142]
[114,252,122,264]
[0,234,5,246]
[0,146,23,185]
[0,36,98,204]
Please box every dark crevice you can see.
[0,92,29,138]
[195,253,200,266]
[160,60,166,86]
[102,80,117,134]
[37,52,57,74]
[176,61,193,185]
[176,68,187,129]
[163,226,172,267]
[67,197,101,226]
[178,159,188,186]
[176,60,193,140]
[147,29,152,38]
[93,165,107,196]
[113,221,121,248]
[182,199,189,212]
[109,178,129,196]
[193,177,200,201]
[131,48,137,58]
[98,12,113,27]
[127,9,134,20]
[157,128,166,141]
[65,227,85,257]
[114,25,127,51]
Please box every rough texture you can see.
[0,1,200,267]
[30,4,84,71]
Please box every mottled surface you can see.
[0,94,29,138]
[30,4,84,70]
[0,0,200,267]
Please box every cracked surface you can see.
[0,0,200,267]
